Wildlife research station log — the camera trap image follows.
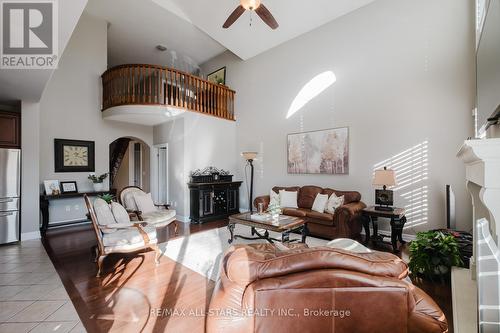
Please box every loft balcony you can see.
[101,64,236,125]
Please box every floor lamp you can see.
[242,152,258,213]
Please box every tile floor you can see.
[0,239,84,333]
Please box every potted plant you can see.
[98,193,114,204]
[409,230,463,281]
[88,173,108,192]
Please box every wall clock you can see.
[54,139,95,172]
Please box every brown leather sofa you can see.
[207,244,448,333]
[254,186,366,240]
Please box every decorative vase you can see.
[93,182,104,192]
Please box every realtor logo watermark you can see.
[0,0,58,69]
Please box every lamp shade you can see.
[372,169,397,187]
[241,152,258,160]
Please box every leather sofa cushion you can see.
[225,245,409,284]
[322,188,361,204]
[306,210,334,222]
[282,208,307,217]
[272,186,300,194]
[305,211,335,226]
[270,186,361,207]
[298,185,323,209]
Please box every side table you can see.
[361,206,407,252]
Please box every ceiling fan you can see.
[223,0,279,30]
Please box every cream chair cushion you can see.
[93,198,117,233]
[102,225,157,253]
[121,187,144,211]
[111,202,130,224]
[134,192,157,214]
[141,209,176,227]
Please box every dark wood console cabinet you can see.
[188,181,242,224]
[0,111,21,148]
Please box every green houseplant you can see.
[409,231,462,281]
[88,173,108,192]
[98,193,114,204]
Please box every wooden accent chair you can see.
[84,195,161,277]
[119,186,178,234]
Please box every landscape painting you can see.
[287,127,349,174]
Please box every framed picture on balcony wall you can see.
[207,67,226,85]
[54,139,95,173]
[287,127,349,175]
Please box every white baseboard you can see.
[176,215,190,223]
[361,228,416,242]
[21,230,41,241]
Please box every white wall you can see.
[201,0,475,233]
[153,112,238,220]
[36,13,153,225]
[153,117,185,219]
[21,102,40,237]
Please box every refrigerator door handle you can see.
[0,212,14,217]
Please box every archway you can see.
[109,137,151,194]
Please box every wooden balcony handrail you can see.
[101,64,236,121]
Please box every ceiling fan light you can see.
[240,0,261,11]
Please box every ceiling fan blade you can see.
[255,4,279,29]
[223,5,246,28]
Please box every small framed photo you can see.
[60,181,78,194]
[207,67,226,85]
[44,180,61,196]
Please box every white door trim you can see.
[153,143,169,204]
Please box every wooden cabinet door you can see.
[0,112,20,148]
[200,189,214,217]
[227,188,239,212]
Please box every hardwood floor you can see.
[42,221,453,333]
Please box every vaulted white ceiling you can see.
[85,0,226,70]
[0,0,88,101]
[163,0,378,61]
[85,0,377,70]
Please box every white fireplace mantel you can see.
[458,138,500,333]
[457,138,500,244]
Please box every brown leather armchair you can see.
[207,244,448,333]
[254,186,366,240]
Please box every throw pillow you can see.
[123,191,138,211]
[134,192,157,214]
[269,190,280,207]
[325,193,345,214]
[93,198,117,233]
[279,190,298,208]
[311,193,329,213]
[111,202,131,224]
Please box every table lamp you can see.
[241,152,258,213]
[372,166,397,211]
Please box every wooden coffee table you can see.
[228,213,308,244]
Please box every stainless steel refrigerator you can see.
[0,148,20,244]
